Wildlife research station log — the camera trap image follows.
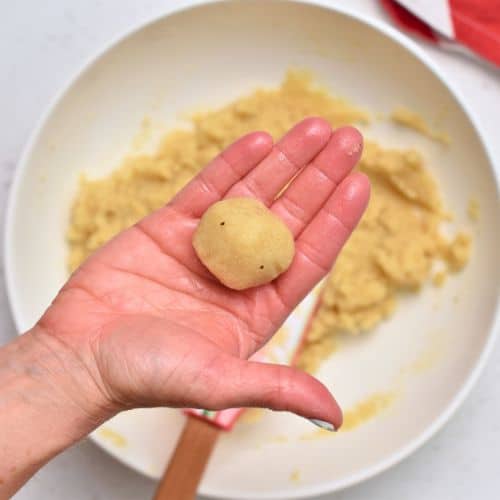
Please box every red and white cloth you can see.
[380,0,500,67]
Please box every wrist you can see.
[0,327,117,496]
[17,325,117,431]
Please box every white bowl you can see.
[5,0,500,498]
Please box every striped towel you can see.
[381,0,500,67]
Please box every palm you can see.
[40,119,369,425]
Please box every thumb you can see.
[206,355,343,431]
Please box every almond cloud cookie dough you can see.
[67,71,471,373]
[297,142,471,372]
[193,198,295,290]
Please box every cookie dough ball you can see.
[193,197,295,290]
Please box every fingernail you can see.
[309,418,336,432]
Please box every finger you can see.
[170,131,273,217]
[271,126,363,237]
[204,355,342,429]
[226,117,332,205]
[275,172,370,308]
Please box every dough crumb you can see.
[97,427,127,448]
[290,469,301,483]
[391,106,450,145]
[467,197,480,221]
[270,434,289,444]
[432,270,447,287]
[442,232,472,272]
[240,408,264,425]
[300,392,395,439]
[341,392,395,432]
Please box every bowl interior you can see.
[6,1,499,498]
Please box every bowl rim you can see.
[4,0,500,498]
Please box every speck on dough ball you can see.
[193,197,295,290]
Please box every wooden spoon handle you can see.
[153,416,220,500]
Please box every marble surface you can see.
[1,1,499,499]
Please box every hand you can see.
[37,118,370,428]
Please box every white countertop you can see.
[1,1,499,499]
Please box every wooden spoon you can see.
[153,416,220,500]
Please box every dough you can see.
[67,70,470,372]
[193,198,294,290]
[296,143,472,372]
